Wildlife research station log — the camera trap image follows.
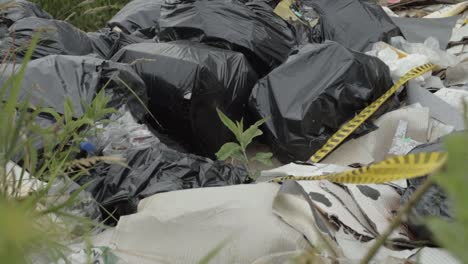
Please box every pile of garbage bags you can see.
[250,41,397,162]
[81,108,249,222]
[158,0,296,76]
[112,41,259,155]
[2,0,468,263]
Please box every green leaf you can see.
[215,142,242,161]
[63,97,74,123]
[240,118,268,149]
[216,109,241,142]
[251,152,273,166]
[236,118,244,133]
[425,133,468,263]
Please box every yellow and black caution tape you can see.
[309,63,436,163]
[271,152,447,184]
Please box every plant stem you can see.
[242,149,253,178]
[360,178,434,264]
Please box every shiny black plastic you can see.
[0,55,148,119]
[159,0,296,76]
[87,28,151,59]
[0,0,51,32]
[249,42,395,162]
[107,0,163,38]
[83,142,249,222]
[309,0,402,51]
[112,41,258,156]
[1,17,94,60]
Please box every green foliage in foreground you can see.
[0,35,116,263]
[31,0,129,31]
[216,109,272,180]
[428,131,468,263]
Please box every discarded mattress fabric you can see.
[112,41,258,157]
[107,0,163,38]
[86,183,310,263]
[0,55,148,120]
[1,17,94,60]
[158,0,296,76]
[250,41,396,162]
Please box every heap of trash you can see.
[1,0,468,263]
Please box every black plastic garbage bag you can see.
[249,42,395,162]
[87,28,151,59]
[159,0,296,76]
[238,0,280,8]
[0,55,148,119]
[1,17,94,60]
[107,0,163,38]
[274,0,321,46]
[308,0,402,51]
[0,0,51,36]
[82,142,249,222]
[112,41,258,156]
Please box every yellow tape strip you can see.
[271,152,447,184]
[309,63,436,163]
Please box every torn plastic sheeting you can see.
[0,0,51,32]
[308,0,402,52]
[249,42,396,162]
[112,41,258,157]
[107,0,163,38]
[87,107,184,158]
[0,55,148,120]
[391,16,459,49]
[81,142,250,222]
[158,0,296,76]
[1,17,94,60]
[391,36,460,68]
[47,176,103,228]
[367,42,431,82]
[87,28,151,59]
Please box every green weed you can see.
[0,34,117,263]
[216,109,272,180]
